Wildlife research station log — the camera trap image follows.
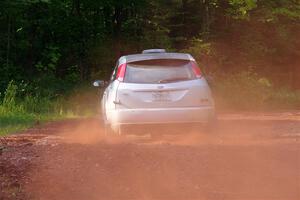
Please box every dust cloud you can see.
[58,118,105,144]
[53,111,300,146]
[23,112,300,200]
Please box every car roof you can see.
[118,53,195,65]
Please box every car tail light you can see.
[116,63,127,82]
[191,61,202,78]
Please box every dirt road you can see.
[1,112,300,200]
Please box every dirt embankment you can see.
[0,112,300,200]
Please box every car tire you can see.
[104,123,114,136]
[106,124,125,137]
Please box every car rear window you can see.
[124,59,196,84]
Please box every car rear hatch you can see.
[115,59,213,109]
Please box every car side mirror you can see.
[93,80,105,87]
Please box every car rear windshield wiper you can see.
[158,77,190,83]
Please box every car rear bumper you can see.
[106,106,215,125]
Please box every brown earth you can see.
[0,112,300,200]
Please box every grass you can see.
[0,107,79,136]
[213,71,300,111]
[1,74,299,136]
[0,81,101,136]
[0,81,83,136]
[0,110,35,136]
[0,105,79,136]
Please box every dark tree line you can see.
[0,0,299,96]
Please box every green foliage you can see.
[35,46,61,72]
[0,0,299,117]
[0,81,79,135]
[228,0,257,19]
[0,109,35,136]
[181,38,214,73]
[2,81,18,110]
[213,71,300,110]
[0,0,298,85]
[214,71,272,110]
[0,81,33,135]
[183,39,212,59]
[268,88,300,109]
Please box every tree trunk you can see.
[112,5,123,58]
[72,0,81,16]
[6,14,11,68]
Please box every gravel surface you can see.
[0,112,300,200]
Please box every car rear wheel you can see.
[105,124,124,136]
[104,123,114,136]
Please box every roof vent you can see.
[142,49,166,54]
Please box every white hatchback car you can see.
[94,49,215,135]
